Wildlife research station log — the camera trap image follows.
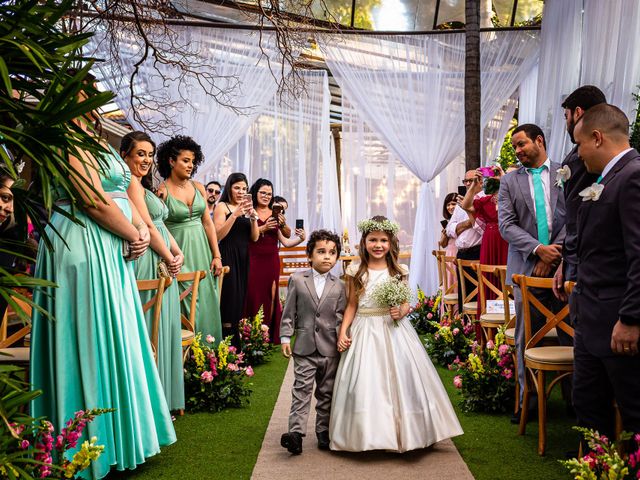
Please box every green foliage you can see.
[408,288,441,334]
[0,0,113,311]
[239,307,273,366]
[184,335,253,413]
[630,88,640,153]
[451,328,515,413]
[424,314,475,368]
[495,126,519,171]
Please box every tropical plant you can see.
[0,0,113,315]
[495,126,519,171]
[184,334,253,413]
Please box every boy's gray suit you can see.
[280,269,346,435]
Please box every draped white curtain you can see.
[321,31,539,293]
[518,62,539,124]
[89,27,287,172]
[208,70,341,235]
[535,0,640,163]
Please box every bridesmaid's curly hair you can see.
[156,135,204,179]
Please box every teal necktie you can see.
[597,175,603,184]
[527,166,549,245]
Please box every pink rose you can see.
[453,375,462,389]
[245,366,254,377]
[452,328,460,336]
[498,344,509,356]
[227,363,239,372]
[229,346,237,353]
[427,313,433,319]
[486,340,495,350]
[261,324,269,332]
[20,440,30,449]
[206,335,215,344]
[200,371,214,383]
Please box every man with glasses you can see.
[446,169,485,309]
[206,180,222,218]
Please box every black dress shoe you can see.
[316,431,330,450]
[510,404,538,424]
[281,432,303,455]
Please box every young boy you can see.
[279,229,346,454]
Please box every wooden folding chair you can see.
[441,256,458,318]
[477,265,514,342]
[279,247,309,288]
[514,274,574,455]
[176,270,207,362]
[136,276,172,365]
[457,259,479,323]
[0,294,32,367]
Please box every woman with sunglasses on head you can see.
[214,172,259,345]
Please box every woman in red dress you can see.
[244,179,292,344]
[461,167,508,334]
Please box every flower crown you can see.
[357,218,400,236]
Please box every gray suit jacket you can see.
[498,163,566,285]
[280,269,346,357]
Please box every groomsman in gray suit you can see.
[498,124,568,422]
[280,230,346,454]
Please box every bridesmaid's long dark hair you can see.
[120,131,156,190]
[249,178,274,208]
[219,172,249,205]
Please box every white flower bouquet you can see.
[370,276,412,326]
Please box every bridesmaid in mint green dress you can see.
[30,136,176,479]
[121,131,185,412]
[156,136,224,342]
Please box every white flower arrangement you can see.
[357,218,400,236]
[555,165,571,188]
[578,183,604,202]
[370,275,412,326]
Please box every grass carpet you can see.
[108,352,289,480]
[437,365,578,480]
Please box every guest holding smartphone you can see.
[272,195,305,246]
[244,179,293,344]
[439,192,459,295]
[214,172,259,345]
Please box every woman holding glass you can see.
[214,172,259,345]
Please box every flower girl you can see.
[329,216,463,452]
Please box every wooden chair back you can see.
[476,264,504,316]
[136,276,172,364]
[441,256,458,298]
[512,274,574,349]
[216,266,231,298]
[279,246,309,288]
[0,294,32,349]
[176,270,207,336]
[457,259,479,305]
[498,266,516,329]
[432,250,444,288]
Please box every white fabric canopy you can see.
[321,31,539,293]
[534,0,640,163]
[89,27,288,172]
[207,70,341,235]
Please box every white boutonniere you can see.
[578,183,604,202]
[555,165,571,188]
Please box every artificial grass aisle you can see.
[108,352,290,480]
[437,365,577,480]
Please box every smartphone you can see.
[272,204,283,221]
[440,219,448,229]
[457,185,467,196]
[295,219,304,229]
[243,193,253,205]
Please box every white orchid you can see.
[578,183,604,202]
[555,165,571,188]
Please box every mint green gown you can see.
[30,149,176,480]
[163,183,222,342]
[134,189,184,411]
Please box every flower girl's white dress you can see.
[329,265,463,452]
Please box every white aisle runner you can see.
[251,360,474,480]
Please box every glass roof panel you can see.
[492,0,515,26]
[436,0,465,26]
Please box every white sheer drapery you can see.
[209,70,341,235]
[518,62,539,124]
[89,27,287,173]
[321,31,539,293]
[535,0,640,163]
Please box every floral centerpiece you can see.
[451,327,515,413]
[562,428,640,480]
[370,275,412,327]
[184,334,253,412]
[424,313,475,367]
[1,363,110,479]
[408,288,442,334]
[239,306,272,366]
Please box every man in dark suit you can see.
[498,124,567,422]
[571,104,640,437]
[552,86,606,301]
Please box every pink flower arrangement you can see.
[453,327,460,336]
[245,366,254,377]
[201,371,214,383]
[206,335,215,344]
